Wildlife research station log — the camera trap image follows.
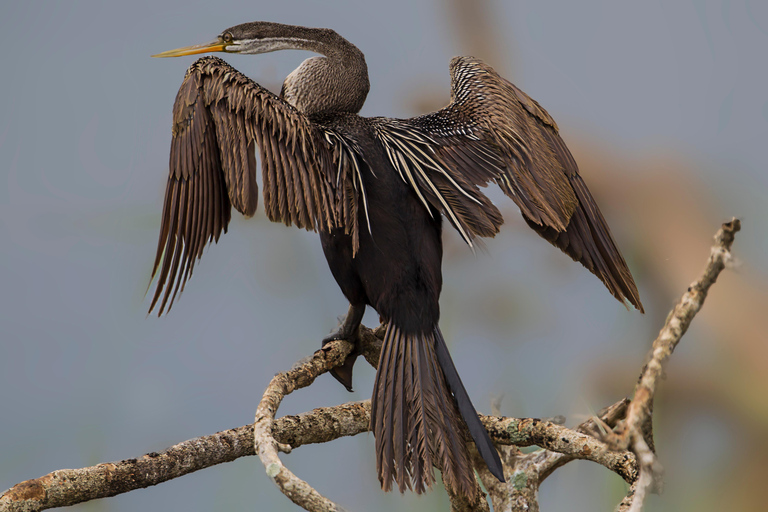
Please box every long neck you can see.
[276,27,370,116]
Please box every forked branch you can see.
[606,218,740,511]
[0,220,740,512]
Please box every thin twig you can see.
[607,218,741,511]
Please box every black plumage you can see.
[149,22,643,497]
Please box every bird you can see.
[148,21,643,499]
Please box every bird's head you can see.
[152,22,336,58]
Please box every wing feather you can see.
[374,119,503,247]
[375,56,642,310]
[149,56,353,314]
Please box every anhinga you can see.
[149,22,643,498]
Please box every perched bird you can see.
[149,22,643,498]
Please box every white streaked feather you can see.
[405,151,474,247]
[376,123,491,246]
[393,136,482,205]
[322,128,373,236]
[395,150,434,217]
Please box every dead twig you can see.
[606,218,741,511]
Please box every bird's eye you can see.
[221,32,233,44]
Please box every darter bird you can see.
[149,21,643,498]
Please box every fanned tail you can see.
[371,323,503,496]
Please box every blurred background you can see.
[1,1,766,511]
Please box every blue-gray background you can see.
[2,1,766,511]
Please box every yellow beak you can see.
[152,40,227,58]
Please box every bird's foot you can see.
[322,327,360,393]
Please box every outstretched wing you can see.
[375,56,643,311]
[149,56,358,315]
[372,117,505,246]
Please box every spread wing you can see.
[375,56,643,311]
[149,56,360,314]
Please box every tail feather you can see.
[371,323,500,496]
[373,329,398,489]
[433,326,505,482]
[392,327,407,492]
[422,338,475,493]
[406,336,430,489]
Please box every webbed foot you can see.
[322,330,359,392]
[322,303,365,392]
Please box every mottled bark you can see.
[605,219,740,511]
[1,220,740,512]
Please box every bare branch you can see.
[472,445,516,512]
[616,219,740,448]
[444,472,490,512]
[607,218,741,511]
[0,333,376,512]
[0,400,633,512]
[250,325,384,511]
[0,221,740,512]
[486,449,542,512]
[536,398,630,483]
[0,400,369,512]
[614,481,638,512]
[624,436,660,512]
[482,415,637,483]
[275,401,371,449]
[471,399,631,512]
[253,338,352,512]
[0,426,254,512]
